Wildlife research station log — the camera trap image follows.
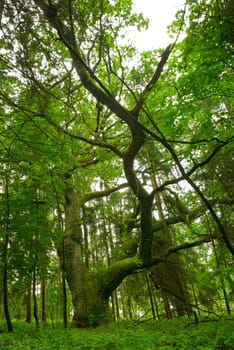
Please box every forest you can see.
[0,0,234,348]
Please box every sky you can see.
[132,0,185,50]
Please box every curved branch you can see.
[164,235,213,258]
[98,233,214,299]
[152,200,217,233]
[33,0,146,174]
[80,183,129,205]
[151,234,214,265]
[98,256,144,298]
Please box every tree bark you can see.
[25,277,32,323]
[58,181,147,327]
[3,233,13,332]
[41,279,46,322]
[2,178,13,332]
[58,180,215,326]
[33,264,40,328]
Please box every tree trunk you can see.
[145,273,156,320]
[60,186,116,326]
[212,239,231,314]
[58,183,146,327]
[25,277,32,323]
[113,290,120,320]
[2,178,13,332]
[3,233,13,332]
[62,270,68,328]
[41,279,46,322]
[148,162,193,317]
[33,264,40,328]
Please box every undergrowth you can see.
[0,315,233,349]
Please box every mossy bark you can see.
[69,256,144,327]
[61,242,143,327]
[58,185,144,327]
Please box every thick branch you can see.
[32,2,148,227]
[33,0,144,154]
[98,234,214,299]
[98,256,144,298]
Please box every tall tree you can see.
[0,0,233,327]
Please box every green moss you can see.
[98,256,143,291]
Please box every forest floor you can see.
[0,315,233,349]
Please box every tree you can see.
[0,0,233,327]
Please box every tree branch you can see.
[164,235,213,258]
[153,201,210,233]
[151,137,233,194]
[135,118,234,256]
[33,0,146,166]
[80,183,129,205]
[131,45,172,117]
[98,234,214,299]
[151,234,214,266]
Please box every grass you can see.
[0,316,233,349]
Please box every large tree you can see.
[0,0,233,327]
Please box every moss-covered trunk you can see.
[62,185,108,327]
[61,238,143,326]
[71,274,110,328]
[58,184,144,327]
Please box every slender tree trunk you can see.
[212,240,231,314]
[119,286,127,319]
[222,254,234,296]
[3,234,13,332]
[62,270,68,327]
[0,293,3,320]
[111,294,116,321]
[114,290,120,320]
[41,279,46,322]
[2,177,13,332]
[60,237,68,328]
[62,274,68,327]
[25,277,32,323]
[222,287,231,315]
[152,289,160,320]
[191,283,200,315]
[145,273,156,320]
[33,264,40,328]
[127,296,133,319]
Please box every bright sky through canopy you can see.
[132,0,185,50]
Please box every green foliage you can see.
[0,0,233,330]
[0,317,234,349]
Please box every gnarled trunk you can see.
[61,235,143,326]
[61,237,111,327]
[58,184,144,327]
